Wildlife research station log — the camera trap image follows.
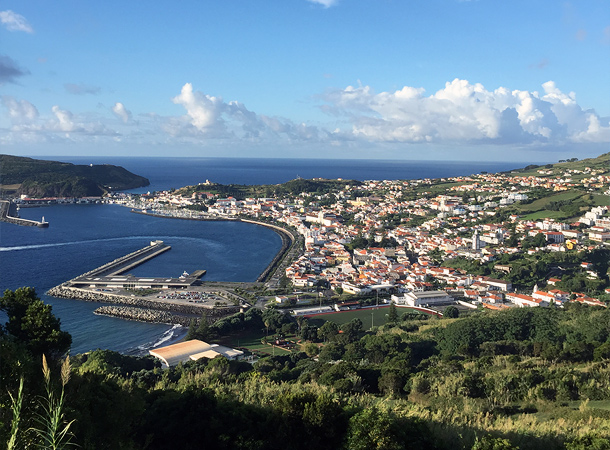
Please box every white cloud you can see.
[172,83,226,133]
[322,79,610,144]
[572,114,610,143]
[52,106,76,132]
[0,10,33,33]
[170,83,327,142]
[3,80,607,153]
[307,0,339,7]
[1,96,38,122]
[112,102,132,123]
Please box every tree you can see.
[444,305,459,319]
[195,312,210,340]
[317,321,339,343]
[185,319,197,341]
[262,308,286,334]
[0,288,71,358]
[533,232,547,248]
[387,301,398,324]
[346,407,431,450]
[340,319,363,343]
[471,434,519,450]
[278,275,292,294]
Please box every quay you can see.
[68,240,207,289]
[0,200,49,227]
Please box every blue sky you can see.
[1,0,609,161]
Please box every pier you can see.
[68,240,206,289]
[0,200,49,227]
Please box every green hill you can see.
[0,155,149,197]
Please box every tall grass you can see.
[7,377,24,450]
[31,355,76,449]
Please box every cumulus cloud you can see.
[1,96,39,122]
[64,83,101,95]
[51,106,76,132]
[0,10,33,33]
[0,95,119,145]
[321,78,610,144]
[0,55,29,84]
[112,102,132,123]
[172,83,225,132]
[170,83,327,142]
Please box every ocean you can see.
[0,156,531,355]
[48,156,526,193]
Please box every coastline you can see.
[130,209,298,283]
[45,210,299,326]
[48,285,240,326]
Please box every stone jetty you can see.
[94,306,193,326]
[0,200,49,227]
[47,285,239,318]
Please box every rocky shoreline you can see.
[93,306,194,326]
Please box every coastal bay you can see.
[1,157,531,355]
[0,202,282,354]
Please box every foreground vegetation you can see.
[2,287,610,449]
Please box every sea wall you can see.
[94,306,193,326]
[47,285,239,317]
[241,219,295,283]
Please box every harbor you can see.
[67,240,207,289]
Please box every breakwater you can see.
[47,285,240,317]
[94,306,193,326]
[0,200,49,227]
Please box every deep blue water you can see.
[2,156,533,355]
[44,156,528,194]
[0,204,281,355]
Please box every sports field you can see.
[305,306,432,328]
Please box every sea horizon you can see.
[8,155,541,194]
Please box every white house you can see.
[392,290,453,307]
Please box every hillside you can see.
[0,155,150,197]
[177,177,363,200]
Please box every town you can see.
[67,154,610,315]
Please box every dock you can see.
[68,240,206,289]
[0,200,49,227]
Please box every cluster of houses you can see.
[101,165,610,311]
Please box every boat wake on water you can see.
[0,236,150,252]
[125,324,186,356]
[0,234,218,252]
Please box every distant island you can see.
[0,154,150,198]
